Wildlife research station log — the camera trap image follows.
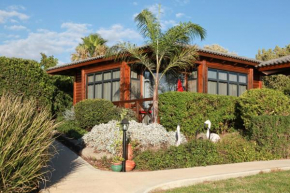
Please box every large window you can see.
[87,69,120,101]
[188,69,198,92]
[131,69,140,99]
[208,69,247,96]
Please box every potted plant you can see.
[111,156,124,172]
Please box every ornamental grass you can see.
[0,94,56,193]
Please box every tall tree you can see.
[256,44,290,61]
[203,44,237,55]
[107,6,206,123]
[71,33,108,61]
[40,52,58,70]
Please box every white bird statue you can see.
[204,120,220,143]
[176,124,181,146]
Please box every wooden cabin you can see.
[47,48,273,122]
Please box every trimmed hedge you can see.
[74,99,116,131]
[134,132,275,171]
[249,116,290,159]
[238,88,290,129]
[159,92,237,136]
[0,56,72,115]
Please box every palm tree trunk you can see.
[153,77,159,123]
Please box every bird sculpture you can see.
[176,124,181,146]
[204,120,220,143]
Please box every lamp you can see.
[121,118,129,172]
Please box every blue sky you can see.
[0,0,289,64]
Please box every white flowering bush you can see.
[63,106,75,121]
[82,120,187,155]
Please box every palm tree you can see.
[71,33,108,61]
[107,6,206,123]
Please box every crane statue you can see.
[204,120,220,143]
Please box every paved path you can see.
[42,141,290,193]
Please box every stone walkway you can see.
[42,141,290,193]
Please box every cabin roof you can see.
[47,46,261,73]
[258,55,290,67]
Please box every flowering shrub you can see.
[82,120,187,155]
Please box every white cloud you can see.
[4,25,27,30]
[132,13,138,20]
[7,5,26,11]
[176,13,184,18]
[0,10,29,23]
[97,24,142,46]
[0,22,91,61]
[161,20,178,30]
[133,2,138,6]
[175,0,190,5]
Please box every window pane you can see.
[103,82,111,100]
[131,71,138,79]
[87,85,94,99]
[103,72,111,80]
[229,84,238,96]
[144,79,153,98]
[208,81,217,94]
[239,74,247,83]
[112,81,120,101]
[218,82,227,95]
[218,72,227,81]
[229,74,237,82]
[188,80,197,93]
[113,70,120,79]
[95,84,102,99]
[239,85,247,96]
[189,70,197,79]
[95,74,102,82]
[208,70,217,79]
[131,79,140,99]
[88,75,94,83]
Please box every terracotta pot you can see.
[125,160,135,172]
[127,143,134,160]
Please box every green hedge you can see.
[75,99,116,131]
[249,116,290,159]
[238,88,290,129]
[0,56,72,115]
[134,132,275,171]
[159,92,237,136]
[135,140,222,170]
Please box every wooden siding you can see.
[253,70,262,89]
[74,70,82,104]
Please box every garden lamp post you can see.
[121,118,129,172]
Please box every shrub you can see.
[216,133,273,163]
[263,74,290,96]
[159,92,237,137]
[238,88,290,129]
[0,94,56,192]
[56,120,86,139]
[74,99,116,131]
[0,56,72,116]
[249,116,290,159]
[82,120,187,155]
[134,140,221,170]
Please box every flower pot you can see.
[111,162,122,172]
[127,143,134,160]
[125,160,135,172]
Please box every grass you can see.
[155,170,290,193]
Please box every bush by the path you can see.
[134,132,276,171]
[250,116,290,159]
[238,88,290,129]
[0,94,56,192]
[159,92,237,136]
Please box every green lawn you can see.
[156,170,290,193]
